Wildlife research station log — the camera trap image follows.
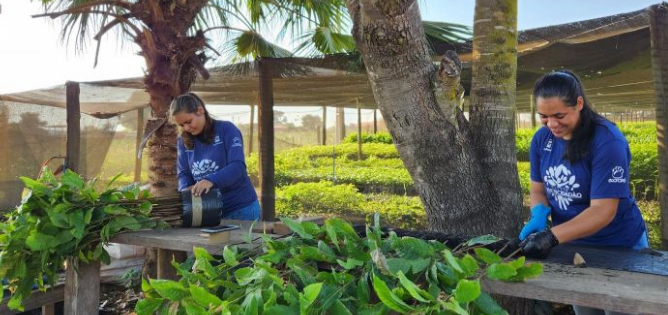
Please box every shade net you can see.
[0,101,120,210]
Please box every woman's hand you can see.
[191,179,213,197]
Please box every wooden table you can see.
[111,220,274,279]
[109,226,668,314]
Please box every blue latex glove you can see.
[519,204,551,241]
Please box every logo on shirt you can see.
[608,166,626,183]
[544,164,582,210]
[214,135,221,144]
[192,159,219,179]
[232,136,243,148]
[544,139,553,152]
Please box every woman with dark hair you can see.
[518,70,647,315]
[171,92,259,221]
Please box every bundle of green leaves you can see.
[0,168,166,311]
[137,217,542,315]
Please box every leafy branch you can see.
[0,168,166,311]
[137,217,542,315]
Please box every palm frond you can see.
[423,20,472,44]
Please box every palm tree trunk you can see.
[347,0,518,236]
[469,0,524,239]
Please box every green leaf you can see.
[190,286,222,308]
[279,217,313,239]
[25,232,55,251]
[453,279,481,303]
[303,282,323,304]
[135,298,165,315]
[150,279,190,300]
[486,263,517,280]
[386,258,411,275]
[371,273,414,314]
[443,297,469,315]
[20,176,50,196]
[443,250,464,273]
[325,220,340,251]
[473,292,509,315]
[510,263,543,281]
[329,300,354,315]
[464,234,502,247]
[223,246,239,267]
[60,170,85,190]
[507,256,526,270]
[184,301,207,315]
[264,305,298,315]
[474,248,502,265]
[396,271,431,302]
[337,258,364,270]
[356,273,370,304]
[461,254,480,275]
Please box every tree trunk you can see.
[469,0,523,238]
[649,3,668,249]
[347,0,520,237]
[130,0,210,196]
[469,2,531,313]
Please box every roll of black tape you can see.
[181,188,223,227]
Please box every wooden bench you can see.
[0,283,64,315]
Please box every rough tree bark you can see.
[129,0,211,196]
[346,0,523,238]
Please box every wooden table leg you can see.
[64,258,100,315]
[42,303,56,315]
[157,249,187,280]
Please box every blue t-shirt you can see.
[177,120,257,214]
[529,119,645,248]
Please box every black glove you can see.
[520,229,559,259]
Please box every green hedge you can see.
[342,132,394,144]
[248,123,659,200]
[276,181,425,229]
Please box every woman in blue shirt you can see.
[519,71,648,315]
[170,92,259,220]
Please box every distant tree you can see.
[301,114,322,129]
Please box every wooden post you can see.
[64,259,100,315]
[649,3,668,249]
[373,109,378,134]
[157,249,187,280]
[64,82,100,315]
[530,94,536,129]
[357,100,362,160]
[65,82,80,173]
[336,107,345,144]
[321,106,327,145]
[134,108,144,183]
[249,97,256,156]
[257,58,275,221]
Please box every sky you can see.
[0,0,660,124]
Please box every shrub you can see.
[342,132,394,144]
[275,182,425,229]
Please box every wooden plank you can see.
[481,262,668,314]
[112,223,275,254]
[0,284,64,315]
[64,259,100,315]
[547,244,668,276]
